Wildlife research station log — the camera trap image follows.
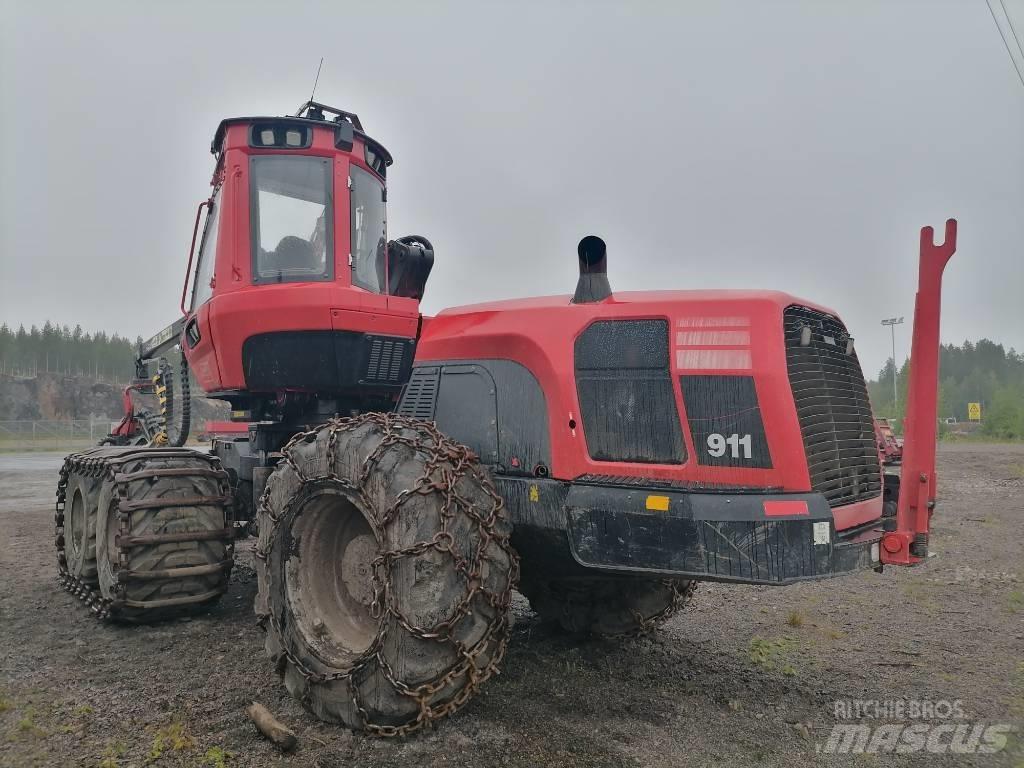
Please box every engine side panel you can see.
[410,290,882,530]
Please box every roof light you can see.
[249,123,311,149]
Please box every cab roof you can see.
[211,100,393,165]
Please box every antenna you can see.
[308,57,324,105]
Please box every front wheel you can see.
[256,413,519,736]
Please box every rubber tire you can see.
[95,453,231,623]
[63,472,101,586]
[257,415,518,734]
[520,575,695,637]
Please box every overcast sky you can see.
[2,0,1022,378]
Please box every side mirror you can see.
[387,235,434,300]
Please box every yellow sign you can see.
[645,495,670,512]
[968,402,982,421]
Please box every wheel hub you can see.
[285,488,380,668]
[68,488,85,558]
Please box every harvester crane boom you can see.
[881,218,957,565]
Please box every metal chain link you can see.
[631,578,698,635]
[256,412,519,738]
[537,575,697,637]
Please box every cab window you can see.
[350,164,387,293]
[191,189,221,309]
[250,155,333,284]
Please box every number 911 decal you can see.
[680,375,773,468]
[706,432,753,459]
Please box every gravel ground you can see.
[1,444,1021,767]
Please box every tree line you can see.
[868,339,1024,440]
[0,322,140,384]
[3,322,1021,439]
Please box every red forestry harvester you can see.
[55,101,957,735]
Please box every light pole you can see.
[881,317,905,412]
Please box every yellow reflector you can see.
[646,495,670,512]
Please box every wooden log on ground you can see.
[246,701,297,752]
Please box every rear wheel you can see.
[93,449,234,622]
[520,575,696,637]
[256,413,518,736]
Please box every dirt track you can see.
[1,444,1022,767]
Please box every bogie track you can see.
[56,446,234,622]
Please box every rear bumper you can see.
[497,477,883,586]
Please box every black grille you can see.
[783,306,881,507]
[365,338,407,383]
[397,366,440,419]
[242,330,412,392]
[574,320,685,464]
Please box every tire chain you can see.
[55,446,234,622]
[255,412,520,738]
[631,578,697,635]
[536,576,696,637]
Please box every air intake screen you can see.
[397,366,440,419]
[783,306,881,507]
[575,320,685,464]
[365,337,407,383]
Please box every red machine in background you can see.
[56,100,957,735]
[875,416,903,465]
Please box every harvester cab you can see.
[60,100,958,736]
[180,100,434,424]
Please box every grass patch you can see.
[15,707,46,739]
[148,720,196,761]
[204,746,233,767]
[939,433,1024,445]
[748,636,797,670]
[1009,590,1024,614]
[99,741,126,768]
[785,610,805,628]
[0,698,10,713]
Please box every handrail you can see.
[180,199,212,316]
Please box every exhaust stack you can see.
[572,235,611,304]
